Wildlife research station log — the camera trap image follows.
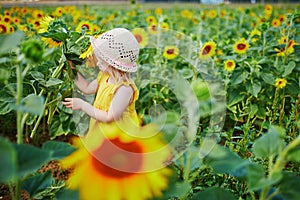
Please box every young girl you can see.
[63,28,140,129]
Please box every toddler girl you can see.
[63,28,140,129]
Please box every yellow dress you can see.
[87,71,139,135]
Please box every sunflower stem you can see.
[262,32,267,57]
[16,64,23,144]
[270,88,279,123]
[75,35,86,44]
[15,62,24,200]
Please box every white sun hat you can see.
[90,28,140,73]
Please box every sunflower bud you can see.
[260,22,269,32]
[21,39,44,63]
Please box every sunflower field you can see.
[0,1,300,200]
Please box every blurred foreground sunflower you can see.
[60,122,172,200]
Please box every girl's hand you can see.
[62,98,84,110]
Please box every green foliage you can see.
[0,138,17,183]
[21,171,53,198]
[252,126,286,158]
[0,31,25,54]
[20,39,44,63]
[191,187,235,200]
[0,136,77,199]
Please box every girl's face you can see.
[96,57,109,73]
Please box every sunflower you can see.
[275,78,287,89]
[264,4,273,16]
[91,24,100,33]
[4,10,10,16]
[127,10,137,17]
[38,16,53,33]
[192,17,199,25]
[148,23,158,35]
[76,21,93,33]
[52,6,63,17]
[250,28,261,43]
[3,15,11,24]
[21,7,29,15]
[38,16,63,47]
[31,19,42,30]
[154,7,163,15]
[233,38,250,54]
[146,16,157,24]
[216,49,224,56]
[160,22,169,31]
[131,28,149,48]
[199,41,217,60]
[224,59,236,72]
[12,16,21,25]
[181,9,193,19]
[220,10,226,18]
[279,14,286,23]
[176,32,184,40]
[163,45,179,60]
[250,28,261,38]
[60,122,172,200]
[275,47,286,57]
[72,10,82,23]
[79,45,93,59]
[208,10,217,19]
[144,9,151,14]
[32,9,44,19]
[0,22,11,34]
[272,19,281,27]
[275,38,298,56]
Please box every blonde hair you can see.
[106,65,132,84]
[88,53,133,83]
[86,53,98,68]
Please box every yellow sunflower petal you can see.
[60,121,173,200]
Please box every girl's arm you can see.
[68,57,98,95]
[63,85,133,123]
[74,73,98,95]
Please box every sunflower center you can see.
[34,21,40,26]
[151,25,157,31]
[202,45,212,55]
[135,34,143,43]
[237,43,246,50]
[0,24,7,33]
[91,138,143,178]
[227,62,233,67]
[82,24,90,30]
[166,48,175,55]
